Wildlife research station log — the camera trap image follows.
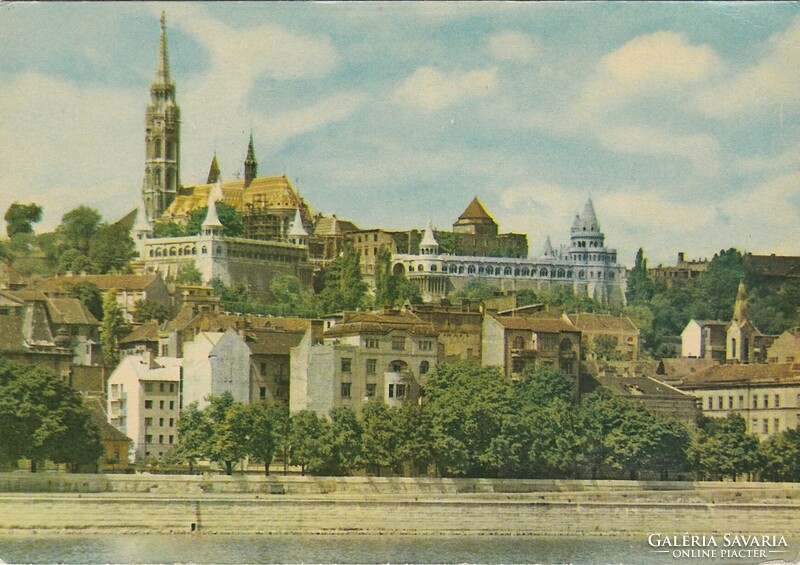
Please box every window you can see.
[111,384,119,397]
[169,401,175,410]
[159,383,165,393]
[420,361,430,375]
[762,419,769,434]
[774,418,780,433]
[341,358,352,373]
[396,384,406,398]
[707,397,713,410]
[145,400,153,409]
[144,383,153,393]
[718,397,723,410]
[366,383,377,397]
[728,396,733,409]
[341,383,352,398]
[753,396,758,409]
[261,362,268,374]
[513,358,525,374]
[169,383,175,393]
[739,395,744,408]
[169,435,174,444]
[159,400,165,409]
[419,340,433,351]
[365,338,379,349]
[159,435,164,445]
[392,337,405,351]
[276,385,288,399]
[775,394,780,408]
[752,419,758,433]
[764,395,769,409]
[169,418,174,427]
[366,359,377,375]
[260,387,267,400]
[144,417,153,427]
[159,418,164,427]
[388,384,395,398]
[513,337,525,350]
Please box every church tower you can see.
[142,11,181,223]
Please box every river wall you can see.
[1,474,800,536]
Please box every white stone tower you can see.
[142,11,181,223]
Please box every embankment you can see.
[1,474,799,536]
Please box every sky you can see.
[1,2,798,267]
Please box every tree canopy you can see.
[4,203,43,238]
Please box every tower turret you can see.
[142,11,181,223]
[202,182,224,236]
[244,132,258,185]
[420,219,439,255]
[288,208,308,247]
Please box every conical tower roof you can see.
[207,153,221,184]
[288,207,308,237]
[244,132,258,183]
[540,235,554,258]
[421,219,438,248]
[458,197,494,221]
[203,181,224,229]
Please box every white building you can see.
[392,199,627,306]
[181,329,253,408]
[107,355,181,461]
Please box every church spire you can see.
[244,132,258,184]
[207,153,221,184]
[154,11,172,88]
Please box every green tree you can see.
[57,206,102,271]
[204,393,249,475]
[690,414,760,481]
[269,273,319,317]
[175,263,204,285]
[67,281,104,321]
[101,290,124,368]
[152,221,185,238]
[132,299,171,323]
[0,360,102,472]
[318,245,369,314]
[243,401,289,476]
[88,223,136,274]
[4,203,43,238]
[449,279,500,303]
[185,202,244,237]
[759,428,800,482]
[626,248,654,305]
[289,410,331,475]
[374,246,398,309]
[593,335,622,361]
[328,407,362,475]
[175,402,209,474]
[359,401,398,476]
[695,249,744,321]
[395,403,433,476]
[648,418,692,480]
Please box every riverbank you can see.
[1,475,799,536]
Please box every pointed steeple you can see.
[202,182,224,234]
[732,281,750,323]
[540,236,554,258]
[288,208,308,247]
[420,219,439,255]
[207,153,221,184]
[581,198,599,230]
[154,11,172,88]
[244,132,258,184]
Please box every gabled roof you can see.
[83,396,132,444]
[324,310,437,338]
[491,313,579,333]
[567,313,639,334]
[0,315,26,351]
[658,358,720,379]
[120,321,161,345]
[458,197,496,223]
[679,363,800,387]
[245,329,306,356]
[46,298,100,326]
[593,374,696,400]
[36,274,163,294]
[313,215,360,236]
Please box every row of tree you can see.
[169,364,800,481]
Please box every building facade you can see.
[393,199,627,306]
[290,311,438,415]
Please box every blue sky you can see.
[1,2,798,266]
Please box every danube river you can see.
[0,534,783,565]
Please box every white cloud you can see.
[393,67,498,111]
[597,126,720,173]
[488,31,537,62]
[737,141,800,176]
[695,15,800,118]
